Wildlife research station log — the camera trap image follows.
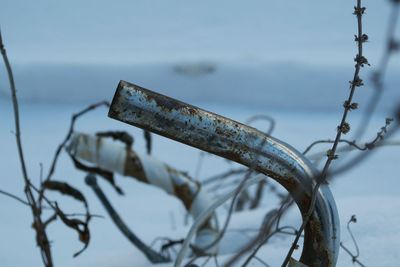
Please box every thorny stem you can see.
[303,118,394,155]
[329,120,398,176]
[281,1,368,265]
[0,29,54,267]
[354,0,400,138]
[303,139,365,155]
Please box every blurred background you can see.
[0,0,399,111]
[1,1,399,267]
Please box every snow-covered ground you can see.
[0,98,399,267]
[1,1,400,266]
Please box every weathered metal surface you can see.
[108,80,340,267]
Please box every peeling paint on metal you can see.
[108,80,340,266]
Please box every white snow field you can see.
[1,0,400,266]
[1,101,399,267]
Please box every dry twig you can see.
[340,215,366,267]
[0,28,54,267]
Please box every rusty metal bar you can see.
[108,80,340,267]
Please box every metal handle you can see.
[108,80,340,267]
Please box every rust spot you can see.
[164,165,197,210]
[139,87,187,112]
[187,108,197,115]
[197,218,213,233]
[215,127,223,135]
[173,183,194,210]
[108,107,120,120]
[301,217,333,267]
[124,150,148,183]
[165,166,217,239]
[95,135,102,152]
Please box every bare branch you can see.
[38,100,111,206]
[85,173,169,263]
[340,215,366,267]
[0,27,54,267]
[354,1,400,138]
[44,100,110,183]
[0,189,30,206]
[303,118,394,156]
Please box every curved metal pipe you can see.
[108,80,340,267]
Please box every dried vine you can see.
[1,28,54,267]
[281,1,369,264]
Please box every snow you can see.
[0,99,399,267]
[0,0,399,112]
[0,0,391,64]
[1,1,400,266]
